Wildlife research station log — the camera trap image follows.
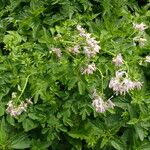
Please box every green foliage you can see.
[0,0,150,149]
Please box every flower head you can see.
[109,71,142,95]
[6,96,33,117]
[77,25,101,57]
[82,63,96,75]
[133,36,147,47]
[52,48,62,58]
[92,97,106,113]
[145,55,150,63]
[106,99,115,109]
[112,53,124,67]
[133,22,147,32]
[91,90,115,113]
[12,92,17,99]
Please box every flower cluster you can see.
[52,48,62,58]
[133,22,147,46]
[133,36,147,47]
[109,71,142,95]
[6,93,33,117]
[112,53,124,67]
[68,44,80,55]
[92,90,115,113]
[133,22,147,32]
[81,63,96,75]
[77,25,101,57]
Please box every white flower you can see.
[73,45,80,54]
[82,63,96,75]
[115,70,127,79]
[138,38,147,46]
[145,56,150,63]
[83,46,95,57]
[12,92,17,99]
[6,97,33,117]
[77,25,101,57]
[122,78,135,94]
[109,78,122,95]
[133,36,147,46]
[92,92,115,112]
[109,71,142,95]
[92,97,106,113]
[112,53,124,67]
[106,99,115,109]
[77,25,84,32]
[133,22,147,32]
[52,48,62,58]
[133,81,142,90]
[26,98,33,105]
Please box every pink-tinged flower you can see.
[91,90,115,112]
[106,99,115,109]
[133,22,147,32]
[109,78,122,95]
[123,78,135,89]
[92,97,106,113]
[112,54,124,67]
[6,97,33,117]
[115,70,127,79]
[52,48,62,58]
[145,56,150,62]
[83,46,95,57]
[92,88,98,99]
[77,25,101,57]
[109,71,142,95]
[82,63,96,75]
[133,81,142,90]
[73,45,80,54]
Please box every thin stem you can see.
[61,40,76,44]
[123,60,130,73]
[63,50,75,59]
[16,74,31,103]
[127,31,136,39]
[97,68,104,95]
[102,49,115,56]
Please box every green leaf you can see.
[139,141,150,150]
[68,131,87,140]
[78,81,85,95]
[110,139,125,150]
[68,77,77,90]
[127,118,139,125]
[22,118,37,132]
[6,115,15,126]
[135,126,145,141]
[0,117,7,145]
[0,103,5,117]
[10,134,31,149]
[100,137,109,148]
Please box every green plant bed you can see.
[0,0,150,149]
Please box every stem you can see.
[127,31,136,39]
[123,60,130,73]
[61,40,76,44]
[63,50,75,59]
[97,68,104,95]
[16,74,31,103]
[102,49,115,56]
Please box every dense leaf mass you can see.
[0,0,150,149]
